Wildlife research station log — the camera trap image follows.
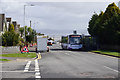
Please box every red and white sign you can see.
[21,46,29,52]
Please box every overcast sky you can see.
[0,0,119,39]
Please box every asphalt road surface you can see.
[1,43,119,79]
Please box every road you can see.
[1,43,119,79]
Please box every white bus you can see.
[61,31,83,50]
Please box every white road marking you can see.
[1,71,35,72]
[104,66,119,73]
[35,59,41,78]
[35,69,39,72]
[65,53,70,55]
[36,76,41,78]
[24,61,31,72]
[35,72,40,75]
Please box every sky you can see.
[0,0,119,39]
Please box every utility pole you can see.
[30,20,31,27]
[24,5,26,42]
[23,4,34,43]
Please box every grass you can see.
[0,53,36,58]
[91,50,120,57]
[0,59,10,61]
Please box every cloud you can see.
[1,1,26,25]
[1,0,119,2]
[1,1,119,35]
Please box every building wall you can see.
[0,14,5,32]
[6,18,11,31]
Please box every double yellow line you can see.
[36,52,42,59]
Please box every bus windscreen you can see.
[69,35,81,44]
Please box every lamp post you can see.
[24,4,34,43]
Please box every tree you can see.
[88,13,99,36]
[88,2,120,45]
[27,27,33,34]
[19,27,24,37]
[23,26,37,43]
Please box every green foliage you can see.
[8,24,15,32]
[0,59,10,61]
[23,26,36,43]
[19,27,24,37]
[0,53,36,58]
[27,27,33,33]
[18,38,24,46]
[2,24,37,46]
[61,37,68,43]
[37,33,44,36]
[25,26,28,36]
[92,50,120,57]
[2,31,19,46]
[88,13,99,36]
[88,2,120,45]
[26,34,34,43]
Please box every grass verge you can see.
[0,59,10,61]
[0,53,36,58]
[91,50,120,57]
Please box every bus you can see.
[61,31,83,50]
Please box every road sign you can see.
[21,46,29,53]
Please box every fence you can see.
[99,45,120,52]
[83,36,98,51]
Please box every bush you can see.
[2,31,19,46]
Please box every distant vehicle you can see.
[61,30,83,50]
[52,41,56,44]
[36,36,49,52]
[30,44,33,47]
[47,41,52,46]
[47,40,53,46]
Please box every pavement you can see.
[0,43,119,79]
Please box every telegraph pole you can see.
[30,20,31,27]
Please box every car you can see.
[30,44,33,47]
[47,41,52,46]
